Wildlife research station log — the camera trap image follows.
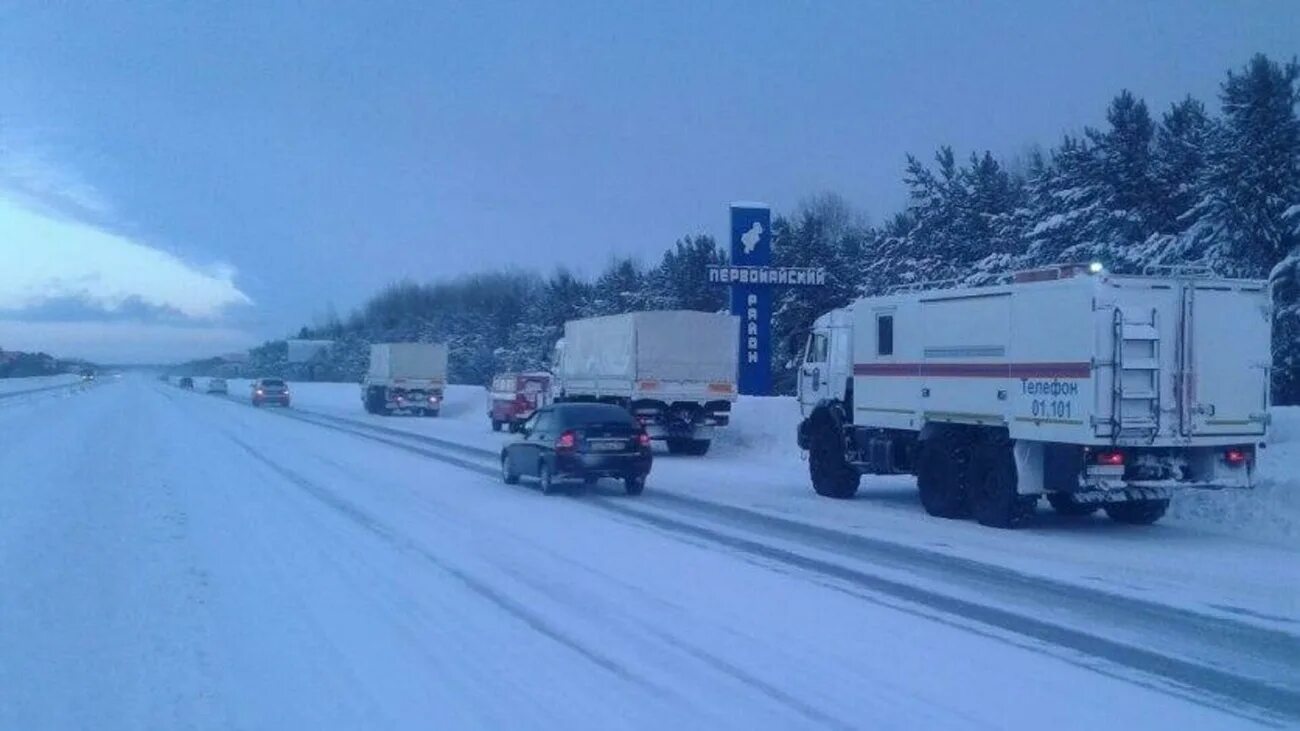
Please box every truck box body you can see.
[558,311,739,402]
[362,343,448,415]
[554,311,739,451]
[368,343,449,383]
[846,273,1271,449]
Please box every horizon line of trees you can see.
[218,54,1299,403]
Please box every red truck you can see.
[488,372,552,432]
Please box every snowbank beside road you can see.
[0,373,82,397]
[222,378,1300,547]
[1168,407,1300,546]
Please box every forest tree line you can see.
[233,54,1300,403]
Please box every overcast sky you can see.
[2,1,1296,363]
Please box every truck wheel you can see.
[686,439,711,456]
[670,439,710,456]
[501,456,520,485]
[491,419,502,432]
[970,440,1036,529]
[366,388,389,416]
[808,421,859,499]
[1047,493,1100,517]
[1104,499,1169,525]
[538,462,558,495]
[916,437,969,518]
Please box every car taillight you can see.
[556,431,577,450]
[1224,448,1249,466]
[637,432,651,448]
[1094,450,1125,466]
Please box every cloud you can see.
[0,293,197,324]
[0,133,258,362]
[0,196,253,320]
[0,130,113,222]
[0,319,257,364]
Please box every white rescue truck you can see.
[552,311,739,455]
[796,264,1272,528]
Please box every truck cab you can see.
[488,372,553,432]
[797,307,854,419]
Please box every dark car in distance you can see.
[178,376,194,389]
[500,403,651,496]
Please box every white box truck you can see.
[796,264,1272,528]
[361,343,449,416]
[552,311,739,455]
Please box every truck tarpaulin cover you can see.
[562,311,739,384]
[368,343,449,380]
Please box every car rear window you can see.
[556,404,637,427]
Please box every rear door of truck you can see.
[1184,283,1270,437]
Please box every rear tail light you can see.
[637,432,651,448]
[555,431,577,450]
[1094,450,1125,466]
[1224,448,1249,466]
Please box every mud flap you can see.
[1013,440,1045,496]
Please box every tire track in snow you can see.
[213,397,1300,725]
[188,396,870,729]
[207,422,679,704]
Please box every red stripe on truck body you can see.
[854,362,1091,379]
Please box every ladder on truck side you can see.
[1111,307,1162,441]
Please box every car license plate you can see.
[590,440,623,452]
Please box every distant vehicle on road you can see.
[488,371,552,432]
[206,377,229,395]
[362,343,447,416]
[252,378,291,407]
[178,376,195,389]
[500,403,651,496]
[80,369,96,382]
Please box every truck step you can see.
[1120,358,1159,371]
[1120,323,1159,340]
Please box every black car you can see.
[178,376,195,389]
[500,403,651,495]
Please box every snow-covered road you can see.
[0,376,1295,729]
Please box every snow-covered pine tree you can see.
[1187,54,1300,278]
[1152,96,1212,235]
[646,235,728,312]
[587,258,647,316]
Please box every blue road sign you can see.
[730,204,772,396]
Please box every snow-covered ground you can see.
[0,372,82,397]
[216,379,1300,626]
[223,378,1300,546]
[4,375,1294,729]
